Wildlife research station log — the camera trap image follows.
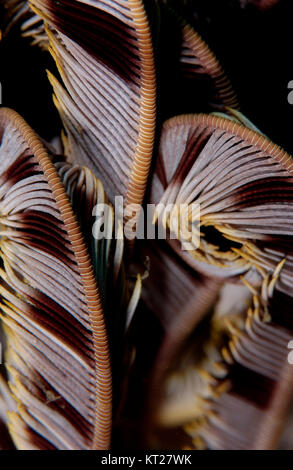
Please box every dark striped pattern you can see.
[150,114,293,293]
[0,108,111,449]
[29,0,156,223]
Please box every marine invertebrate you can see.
[151,114,293,289]
[29,0,157,220]
[0,0,292,452]
[151,274,293,449]
[0,108,112,449]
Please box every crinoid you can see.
[0,0,292,451]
